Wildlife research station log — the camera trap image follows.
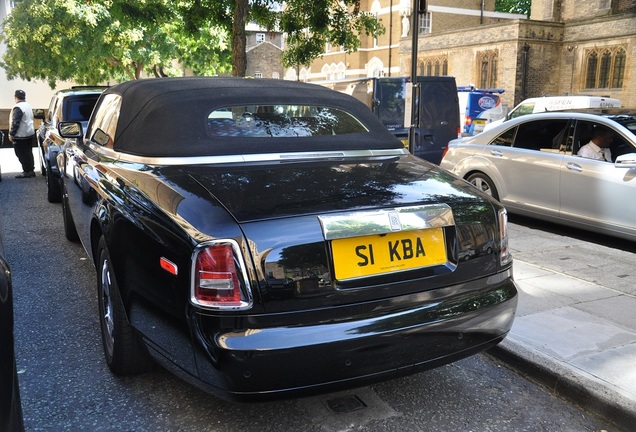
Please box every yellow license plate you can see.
[331,228,447,280]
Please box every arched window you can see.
[599,50,612,88]
[585,52,598,89]
[477,51,498,88]
[584,46,626,90]
[419,56,448,76]
[612,49,626,88]
[367,57,384,78]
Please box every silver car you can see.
[440,112,636,241]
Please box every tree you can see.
[1,0,382,85]
[179,0,384,77]
[495,0,531,17]
[250,0,383,74]
[0,0,230,87]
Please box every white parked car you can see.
[441,112,636,241]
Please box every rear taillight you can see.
[498,208,512,266]
[192,240,252,310]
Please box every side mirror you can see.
[58,121,83,138]
[91,128,110,146]
[33,109,45,120]
[614,153,636,168]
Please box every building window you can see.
[585,52,598,88]
[584,46,626,89]
[612,49,626,88]
[433,60,440,76]
[371,0,381,47]
[419,56,449,76]
[419,12,432,34]
[256,33,265,43]
[373,12,379,47]
[477,51,498,88]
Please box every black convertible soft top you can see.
[98,77,403,157]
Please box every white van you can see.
[483,95,621,131]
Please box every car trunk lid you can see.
[183,154,503,312]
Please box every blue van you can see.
[458,86,505,135]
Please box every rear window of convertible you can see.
[207,105,369,137]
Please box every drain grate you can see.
[325,395,367,414]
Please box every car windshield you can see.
[65,96,100,122]
[207,105,368,138]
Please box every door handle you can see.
[565,162,583,173]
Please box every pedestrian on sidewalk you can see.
[8,89,36,178]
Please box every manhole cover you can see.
[325,395,367,413]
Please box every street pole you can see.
[408,0,425,155]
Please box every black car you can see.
[57,77,518,401]
[35,86,106,202]
[0,218,24,431]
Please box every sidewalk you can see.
[490,239,636,430]
[1,146,39,178]
[2,147,635,429]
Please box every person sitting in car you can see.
[578,127,614,161]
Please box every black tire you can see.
[61,189,79,242]
[466,172,500,201]
[96,237,153,375]
[46,163,62,203]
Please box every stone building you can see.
[245,24,285,79]
[295,0,518,81]
[299,0,636,110]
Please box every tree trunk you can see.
[232,0,248,77]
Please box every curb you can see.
[487,338,636,432]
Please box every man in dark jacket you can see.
[8,90,36,178]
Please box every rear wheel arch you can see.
[96,236,153,375]
[90,217,105,266]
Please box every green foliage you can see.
[1,0,231,87]
[495,0,531,17]
[250,0,384,68]
[1,0,383,85]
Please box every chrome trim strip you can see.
[89,145,408,166]
[318,204,455,240]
